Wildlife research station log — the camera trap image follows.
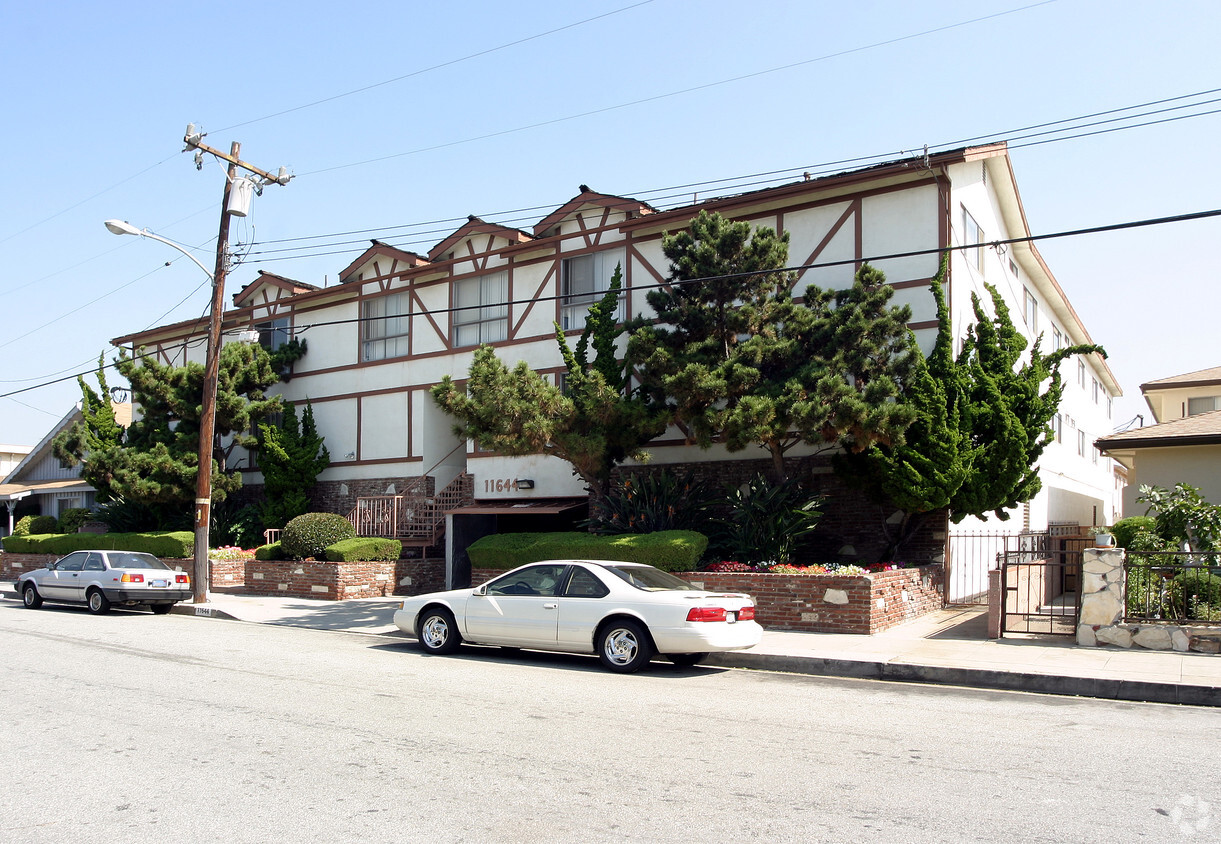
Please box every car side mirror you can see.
[474,585,486,596]
[47,562,57,571]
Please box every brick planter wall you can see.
[471,565,943,634]
[3,552,446,602]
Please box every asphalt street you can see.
[3,601,1219,843]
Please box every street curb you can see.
[168,603,241,622]
[705,651,1221,706]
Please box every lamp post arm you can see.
[134,230,216,283]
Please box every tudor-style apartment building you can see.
[113,142,1122,579]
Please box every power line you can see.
[6,202,1215,403]
[240,86,1221,259]
[300,0,1061,178]
[213,1,657,133]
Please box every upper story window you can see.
[1092,377,1100,404]
[1023,288,1038,335]
[258,316,291,352]
[454,271,509,347]
[1077,429,1086,457]
[1052,413,1062,443]
[362,292,410,362]
[1187,395,1221,416]
[561,249,625,331]
[961,206,985,273]
[1078,359,1086,389]
[1052,326,1063,351]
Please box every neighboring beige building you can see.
[1096,366,1221,515]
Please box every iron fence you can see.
[1000,545,1082,636]
[1124,551,1221,624]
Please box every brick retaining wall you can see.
[472,565,943,634]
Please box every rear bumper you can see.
[102,587,191,604]
[650,620,763,654]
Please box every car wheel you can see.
[21,583,43,609]
[87,588,111,615]
[668,652,708,667]
[418,608,461,655]
[597,619,654,673]
[149,604,173,615]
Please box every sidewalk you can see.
[6,584,1220,705]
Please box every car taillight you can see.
[175,574,190,584]
[739,606,755,621]
[121,573,144,583]
[686,607,727,622]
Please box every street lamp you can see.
[104,218,223,604]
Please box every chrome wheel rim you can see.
[23,586,35,606]
[422,615,449,649]
[603,628,639,665]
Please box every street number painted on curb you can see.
[195,606,213,616]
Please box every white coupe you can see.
[394,560,762,672]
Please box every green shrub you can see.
[1124,530,1175,617]
[28,515,58,534]
[12,515,35,537]
[711,475,824,566]
[1110,516,1157,550]
[1167,570,1221,622]
[590,470,715,535]
[1,530,193,557]
[281,512,356,560]
[255,542,283,561]
[57,508,93,534]
[467,530,708,572]
[324,538,402,562]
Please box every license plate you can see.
[726,611,737,623]
[151,579,168,588]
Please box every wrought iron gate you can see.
[1000,536,1086,636]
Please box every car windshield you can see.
[108,553,170,570]
[602,565,699,592]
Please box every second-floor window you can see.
[962,206,985,273]
[1188,396,1221,416]
[258,316,291,352]
[1052,326,1063,351]
[1092,378,1100,404]
[362,292,410,361]
[561,249,625,331]
[1023,288,1038,335]
[1078,359,1086,389]
[454,271,508,347]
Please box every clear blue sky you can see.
[1,0,1218,446]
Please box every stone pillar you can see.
[987,568,1002,639]
[1077,547,1127,647]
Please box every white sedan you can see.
[394,560,762,672]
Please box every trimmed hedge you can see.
[1,530,194,558]
[282,512,357,560]
[324,538,403,562]
[255,542,284,561]
[467,530,708,572]
[1111,515,1157,549]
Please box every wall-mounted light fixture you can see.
[515,479,535,490]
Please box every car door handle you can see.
[544,603,558,610]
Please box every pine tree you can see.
[432,267,666,502]
[257,400,330,530]
[629,210,915,481]
[52,355,126,502]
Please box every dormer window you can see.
[454,271,508,346]
[561,249,625,331]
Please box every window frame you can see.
[361,291,411,362]
[453,270,509,347]
[962,206,985,273]
[560,249,626,332]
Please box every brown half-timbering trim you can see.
[355,396,363,461]
[889,277,937,290]
[411,288,450,350]
[511,263,557,339]
[793,200,857,286]
[855,201,864,273]
[908,319,939,331]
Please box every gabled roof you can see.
[233,270,319,307]
[1096,408,1221,451]
[532,186,656,236]
[427,217,534,262]
[1140,365,1221,392]
[2,403,132,491]
[338,240,431,283]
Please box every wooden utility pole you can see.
[184,129,291,603]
